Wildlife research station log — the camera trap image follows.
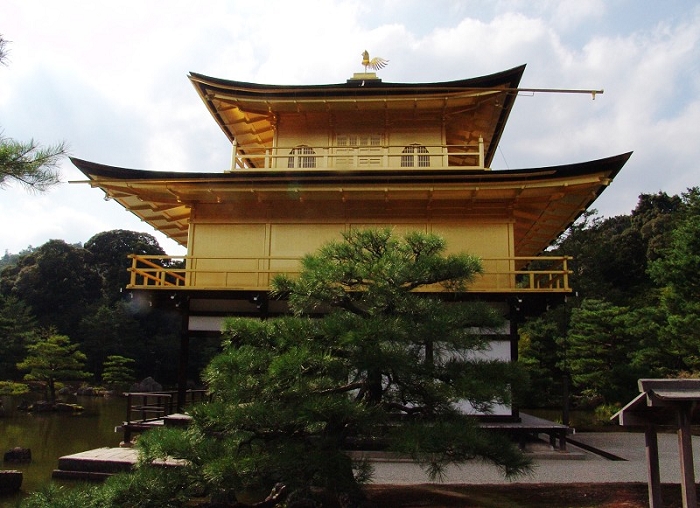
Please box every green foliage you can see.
[275,228,484,315]
[198,317,382,497]
[393,415,529,480]
[76,303,144,375]
[20,483,100,508]
[85,230,166,303]
[520,188,700,408]
[16,332,90,402]
[20,467,191,508]
[565,299,647,405]
[551,191,683,305]
[76,301,182,385]
[0,380,29,395]
[0,232,182,385]
[518,303,572,407]
[647,193,700,372]
[0,136,65,192]
[102,355,136,391]
[649,212,700,301]
[86,229,529,506]
[1,249,20,269]
[593,403,621,426]
[632,191,684,262]
[1,240,102,334]
[554,213,646,302]
[0,295,36,379]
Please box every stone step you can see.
[52,447,186,481]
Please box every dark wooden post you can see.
[677,404,697,508]
[562,375,570,428]
[177,296,190,413]
[509,302,521,421]
[645,424,662,508]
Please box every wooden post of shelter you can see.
[676,403,696,508]
[644,424,662,508]
[613,379,700,508]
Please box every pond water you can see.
[0,395,126,507]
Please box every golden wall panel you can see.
[186,216,515,291]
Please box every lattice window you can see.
[335,134,382,168]
[288,145,316,169]
[336,134,381,147]
[401,144,430,167]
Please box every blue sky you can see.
[1,0,699,255]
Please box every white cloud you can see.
[1,0,699,252]
[549,0,606,30]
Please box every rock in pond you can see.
[130,377,163,392]
[0,470,22,494]
[3,447,31,463]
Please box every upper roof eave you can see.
[188,64,527,98]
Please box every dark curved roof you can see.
[71,152,632,254]
[188,65,526,97]
[72,152,627,185]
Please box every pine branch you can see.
[0,136,67,192]
[0,34,8,65]
[314,381,364,395]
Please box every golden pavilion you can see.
[72,63,631,426]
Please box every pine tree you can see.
[101,355,136,391]
[648,188,700,372]
[137,229,529,506]
[17,332,90,403]
[564,299,644,405]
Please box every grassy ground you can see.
[364,483,697,508]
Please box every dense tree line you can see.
[0,230,187,389]
[519,187,700,410]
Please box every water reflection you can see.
[0,395,126,506]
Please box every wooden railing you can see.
[230,139,485,170]
[128,255,572,293]
[119,390,209,443]
[124,390,208,424]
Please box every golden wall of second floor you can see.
[237,111,483,170]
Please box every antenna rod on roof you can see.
[515,87,604,100]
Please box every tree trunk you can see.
[48,376,56,404]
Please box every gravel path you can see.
[368,431,700,485]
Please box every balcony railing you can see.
[230,139,485,171]
[127,255,571,293]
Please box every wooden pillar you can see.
[177,296,190,413]
[645,424,662,508]
[558,429,567,452]
[562,375,570,428]
[508,300,521,421]
[677,404,697,508]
